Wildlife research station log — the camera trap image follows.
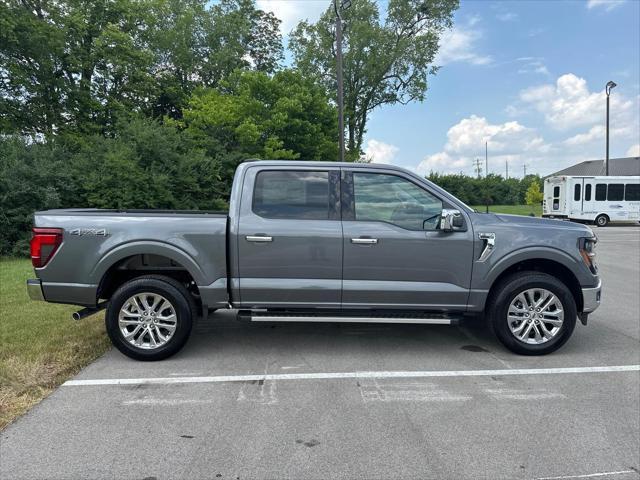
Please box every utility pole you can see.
[605,80,617,176]
[334,0,350,162]
[485,141,488,176]
[474,158,483,178]
[505,160,509,179]
[523,163,527,177]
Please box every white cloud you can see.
[586,0,626,11]
[563,124,636,147]
[417,115,549,176]
[519,73,637,130]
[256,0,327,34]
[516,57,550,76]
[563,125,605,146]
[496,12,518,22]
[627,144,640,157]
[362,139,399,164]
[418,74,639,177]
[435,18,492,66]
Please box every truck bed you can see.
[32,208,229,308]
[36,208,228,217]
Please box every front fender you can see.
[475,246,587,290]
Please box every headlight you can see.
[579,237,598,274]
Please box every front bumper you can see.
[27,279,45,301]
[581,280,602,313]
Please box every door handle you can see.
[246,235,273,243]
[351,237,378,245]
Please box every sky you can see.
[257,0,640,177]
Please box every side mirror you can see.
[439,209,464,232]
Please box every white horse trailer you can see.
[543,175,640,226]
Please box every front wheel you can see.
[105,275,195,361]
[487,272,577,355]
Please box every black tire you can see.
[595,214,609,227]
[106,275,195,361]
[487,272,577,355]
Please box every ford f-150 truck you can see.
[27,161,601,360]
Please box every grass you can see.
[0,258,110,430]
[471,204,542,217]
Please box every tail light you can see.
[30,228,63,268]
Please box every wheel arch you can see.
[93,242,206,307]
[485,257,583,314]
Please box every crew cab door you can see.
[341,169,474,310]
[236,166,342,308]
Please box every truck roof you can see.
[241,159,409,171]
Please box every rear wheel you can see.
[595,214,609,227]
[488,272,577,355]
[106,275,195,361]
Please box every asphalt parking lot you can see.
[2,226,639,480]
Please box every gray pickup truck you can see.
[27,161,601,360]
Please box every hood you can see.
[479,213,594,235]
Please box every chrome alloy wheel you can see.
[507,288,564,345]
[118,293,177,350]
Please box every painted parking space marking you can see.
[63,364,640,387]
[535,470,639,480]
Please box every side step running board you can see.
[239,311,460,325]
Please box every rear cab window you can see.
[252,170,331,220]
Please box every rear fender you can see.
[90,241,207,287]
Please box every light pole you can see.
[334,0,350,162]
[605,80,617,176]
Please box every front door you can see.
[341,170,474,310]
[236,166,342,308]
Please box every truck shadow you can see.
[180,310,505,360]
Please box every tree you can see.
[525,181,544,206]
[289,0,458,158]
[180,70,338,194]
[0,0,157,136]
[147,0,284,119]
[0,0,284,136]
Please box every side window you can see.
[625,184,640,201]
[352,173,443,231]
[595,184,607,201]
[574,184,581,201]
[585,184,592,201]
[607,184,624,201]
[253,170,329,220]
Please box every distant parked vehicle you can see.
[543,175,640,226]
[27,161,601,360]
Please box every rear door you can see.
[236,166,342,308]
[340,169,474,310]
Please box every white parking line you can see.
[536,469,639,479]
[62,364,640,387]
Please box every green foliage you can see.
[428,172,544,207]
[0,139,79,255]
[0,0,283,136]
[0,117,228,255]
[525,181,544,206]
[180,70,338,193]
[290,0,458,156]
